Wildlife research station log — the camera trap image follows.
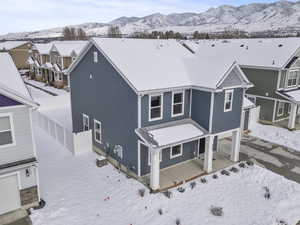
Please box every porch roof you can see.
[277,88,300,104]
[135,119,208,149]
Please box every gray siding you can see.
[70,45,139,174]
[256,97,275,122]
[191,89,211,131]
[0,106,35,165]
[211,88,243,133]
[219,67,244,88]
[141,90,191,127]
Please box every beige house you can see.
[0,41,32,70]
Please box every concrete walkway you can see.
[5,217,32,225]
[220,135,300,184]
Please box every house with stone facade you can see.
[185,38,300,130]
[68,38,252,191]
[0,53,40,216]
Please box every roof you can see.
[184,38,300,69]
[135,119,208,149]
[69,38,249,93]
[243,97,256,109]
[51,41,88,56]
[0,53,37,106]
[277,88,300,104]
[0,41,29,51]
[33,43,53,55]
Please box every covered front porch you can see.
[136,119,241,191]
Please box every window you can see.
[287,103,291,114]
[170,144,182,159]
[277,102,284,116]
[172,91,184,117]
[149,94,163,121]
[94,120,102,143]
[0,115,14,147]
[287,70,298,88]
[58,73,62,81]
[224,90,234,112]
[148,149,162,165]
[82,114,89,131]
[93,51,98,63]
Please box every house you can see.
[0,41,32,70]
[185,38,300,130]
[0,53,40,216]
[68,38,252,191]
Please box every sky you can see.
[0,0,292,35]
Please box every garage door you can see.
[0,174,20,215]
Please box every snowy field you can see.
[31,126,300,225]
[249,120,300,153]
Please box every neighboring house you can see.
[0,41,32,70]
[185,38,300,130]
[0,53,40,216]
[68,38,252,191]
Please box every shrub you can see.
[158,208,163,215]
[246,161,254,166]
[177,187,185,193]
[212,174,218,179]
[221,170,230,176]
[239,162,246,168]
[175,218,181,225]
[277,219,288,225]
[200,178,207,183]
[264,186,271,199]
[138,188,146,197]
[210,206,223,216]
[163,190,173,199]
[229,167,239,173]
[190,181,197,189]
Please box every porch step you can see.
[0,209,28,225]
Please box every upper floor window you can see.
[287,70,298,88]
[277,102,284,116]
[94,119,102,144]
[82,114,89,131]
[172,91,184,117]
[93,51,98,63]
[149,94,163,121]
[0,115,14,147]
[224,90,234,112]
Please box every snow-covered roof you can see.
[52,41,88,56]
[33,43,53,55]
[135,119,208,148]
[0,41,29,50]
[185,38,300,69]
[0,53,36,106]
[277,88,300,104]
[27,57,34,65]
[243,97,255,109]
[43,62,53,69]
[86,38,249,92]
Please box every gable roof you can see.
[33,43,53,55]
[0,53,37,107]
[0,41,30,51]
[51,41,88,57]
[69,38,250,94]
[184,38,300,70]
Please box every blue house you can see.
[68,38,252,191]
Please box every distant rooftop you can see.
[0,41,29,50]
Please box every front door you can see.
[198,138,205,156]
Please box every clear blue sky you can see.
[0,0,293,35]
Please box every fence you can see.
[32,110,92,155]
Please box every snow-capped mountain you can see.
[2,0,300,39]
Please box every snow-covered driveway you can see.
[31,126,300,225]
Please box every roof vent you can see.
[278,44,283,47]
[240,44,244,47]
[211,44,215,47]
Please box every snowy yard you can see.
[249,120,300,153]
[31,126,300,225]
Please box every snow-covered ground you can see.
[31,126,300,225]
[249,120,300,153]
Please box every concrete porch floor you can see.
[142,152,234,191]
[276,117,300,130]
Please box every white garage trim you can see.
[0,171,21,189]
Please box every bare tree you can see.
[107,26,122,38]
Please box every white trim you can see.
[246,93,291,103]
[170,143,183,159]
[240,89,245,129]
[148,94,163,122]
[277,70,282,90]
[137,140,142,177]
[93,119,102,144]
[209,92,214,133]
[0,171,22,190]
[138,95,141,128]
[224,89,234,112]
[0,112,16,149]
[82,113,89,131]
[28,108,38,159]
[286,69,299,89]
[272,99,277,122]
[171,90,185,117]
[148,147,162,166]
[277,101,285,117]
[288,103,291,114]
[93,51,98,63]
[0,105,27,111]
[189,89,192,117]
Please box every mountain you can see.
[2,0,300,39]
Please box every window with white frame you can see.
[287,70,298,88]
[277,102,284,116]
[149,94,163,121]
[0,115,14,146]
[170,144,182,159]
[93,51,98,63]
[224,90,234,112]
[94,120,102,143]
[82,114,89,131]
[172,91,184,117]
[148,149,162,165]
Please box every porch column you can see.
[288,103,297,130]
[150,148,160,190]
[204,135,214,173]
[231,129,241,162]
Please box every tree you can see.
[107,26,122,38]
[63,26,88,40]
[63,27,72,40]
[77,28,87,40]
